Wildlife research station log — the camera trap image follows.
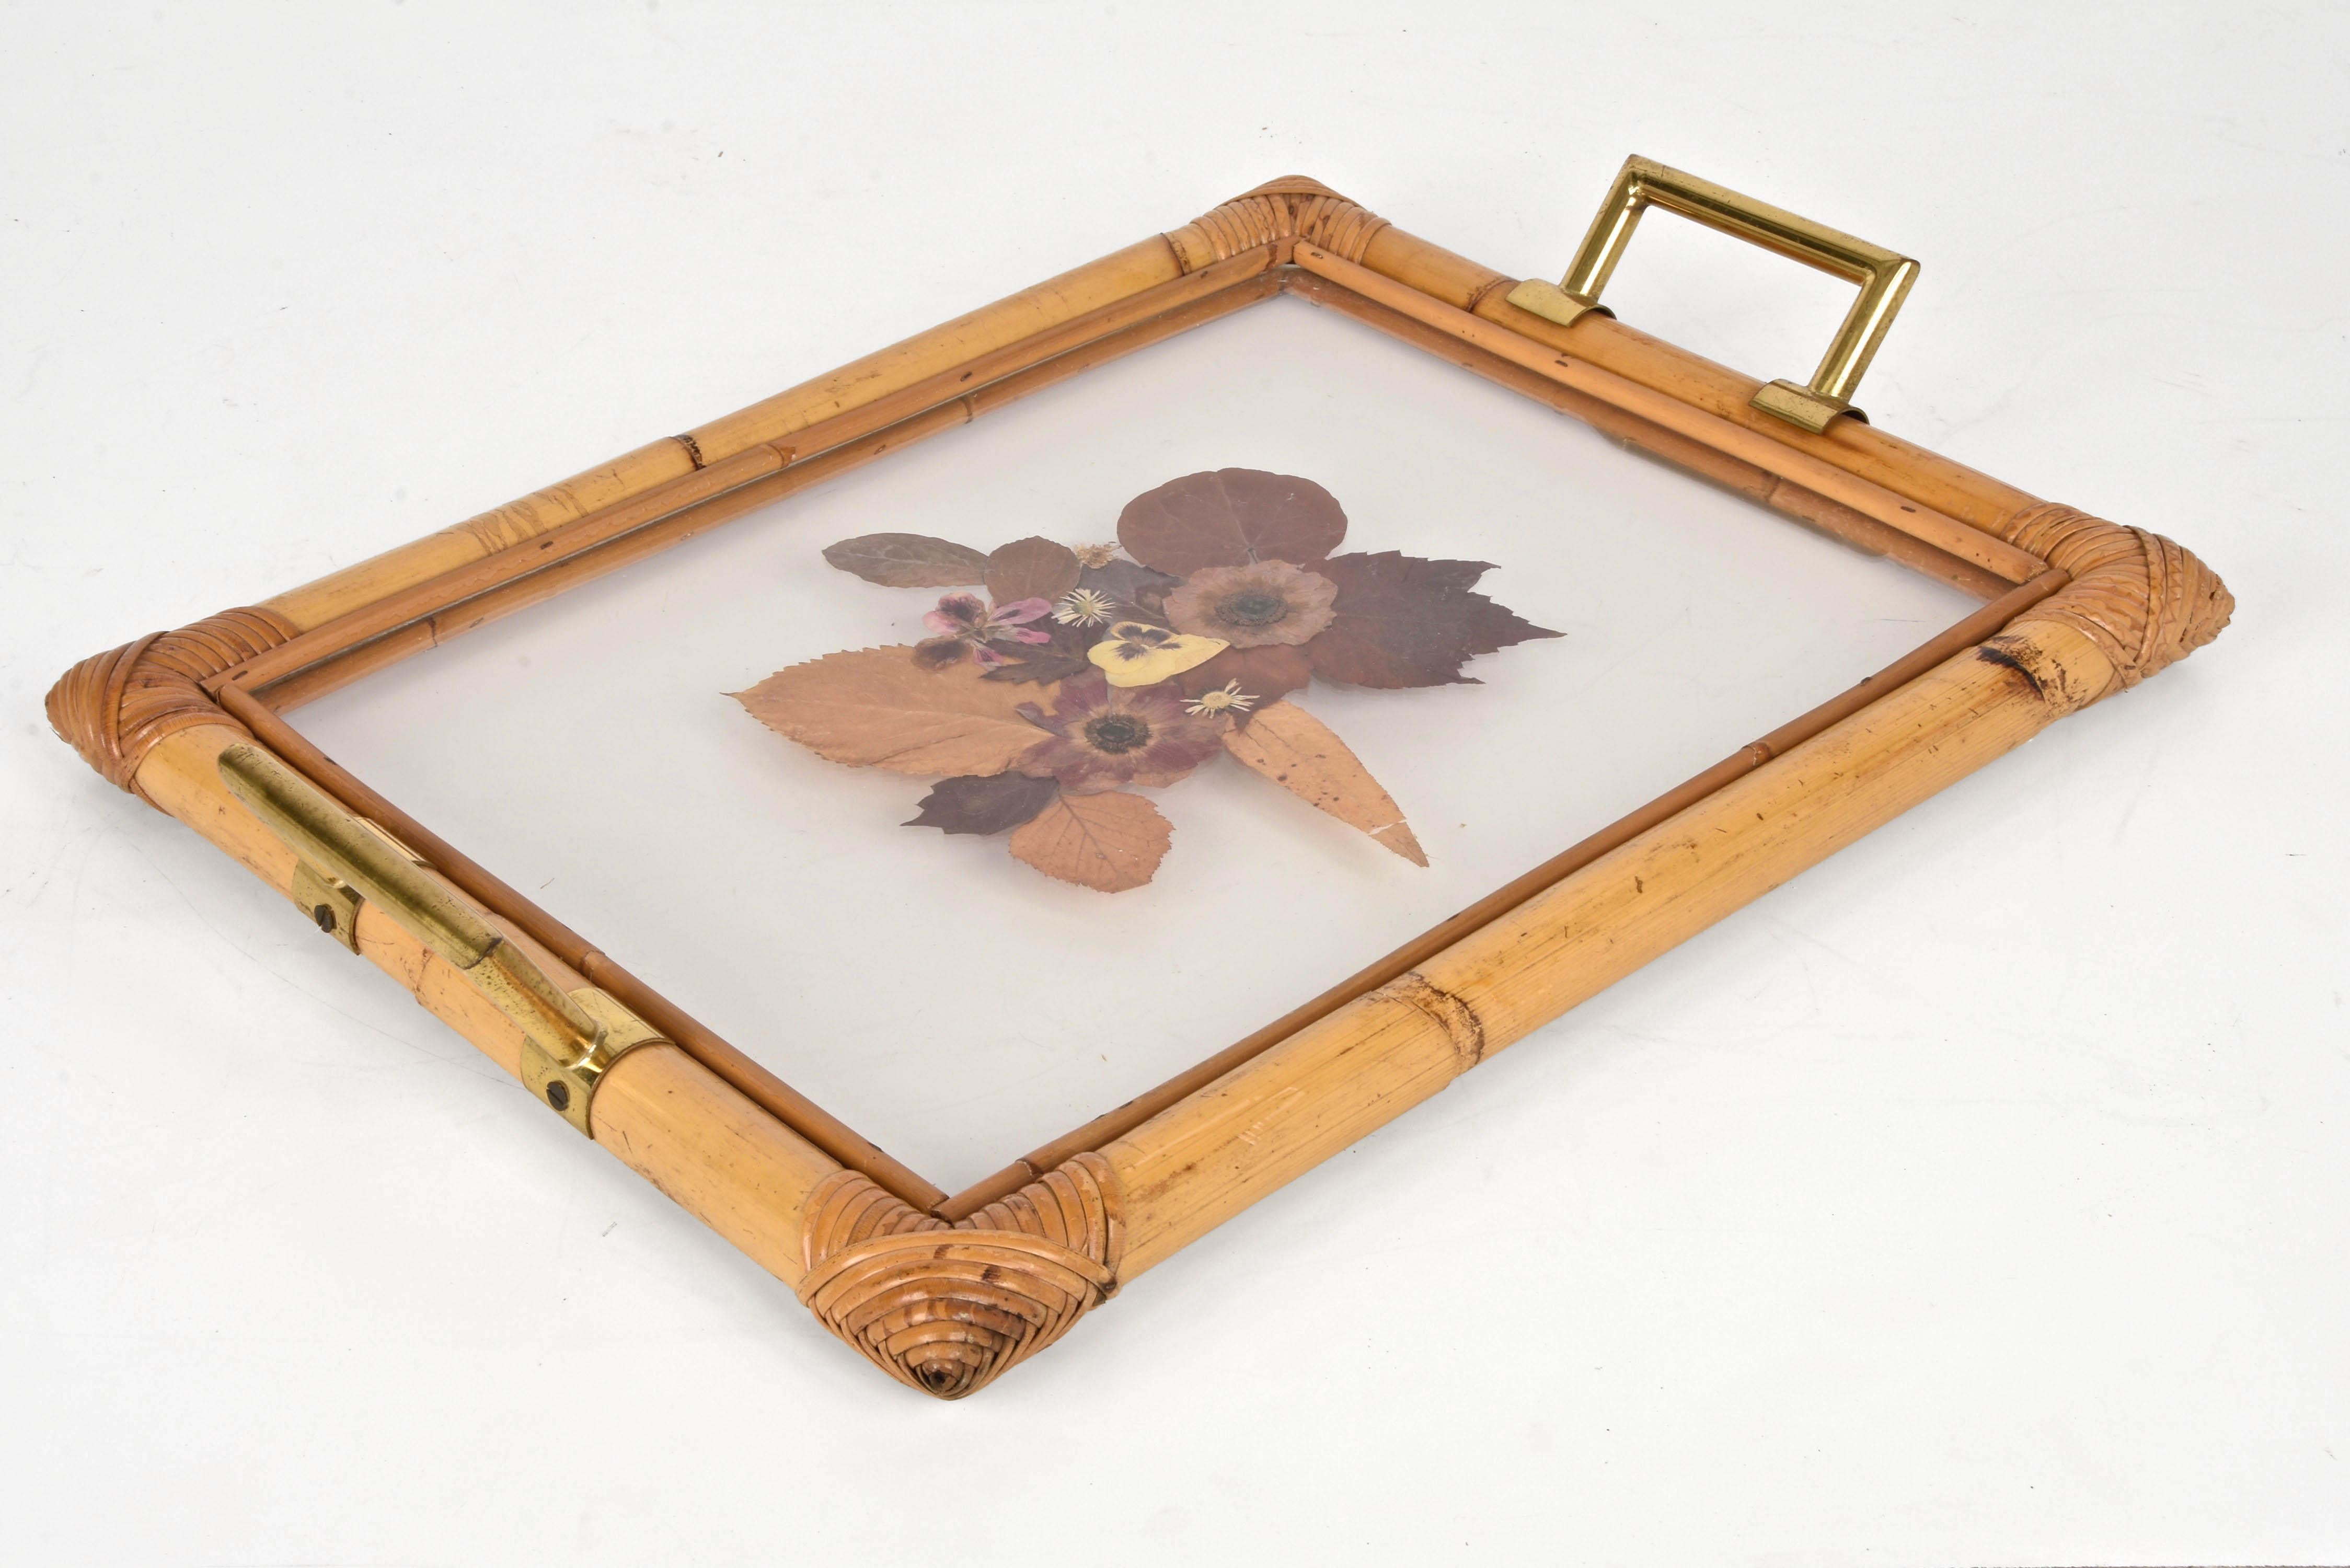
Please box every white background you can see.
[4,3,2345,1563]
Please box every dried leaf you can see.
[984,536,1082,605]
[1303,551,1561,689]
[980,651,1089,684]
[1174,644,1312,718]
[1007,790,1172,892]
[823,533,990,588]
[1220,699,1427,866]
[904,772,1058,836]
[1116,469,1348,577]
[733,647,1046,777]
[1077,558,1179,618]
[981,618,1100,684]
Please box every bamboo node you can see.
[1165,176,1389,274]
[1980,504,2232,705]
[798,1151,1124,1399]
[46,608,299,802]
[1375,971,1488,1069]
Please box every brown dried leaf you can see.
[822,533,990,588]
[1220,699,1427,866]
[1116,469,1348,577]
[904,772,1059,836]
[984,536,1082,605]
[979,652,1087,684]
[1303,551,1561,689]
[981,618,1099,684]
[733,647,1045,777]
[1007,789,1172,892]
[1173,643,1313,718]
[1078,558,1179,618]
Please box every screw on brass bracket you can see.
[288,815,420,952]
[1505,155,1920,433]
[218,742,662,1136]
[518,987,663,1134]
[293,861,362,951]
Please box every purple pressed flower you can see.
[1015,670,1226,792]
[914,593,1056,670]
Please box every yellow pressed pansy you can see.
[1086,620,1228,687]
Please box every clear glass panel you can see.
[291,294,1976,1186]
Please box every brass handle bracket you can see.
[1505,155,1920,434]
[520,987,663,1134]
[289,814,421,952]
[218,742,663,1136]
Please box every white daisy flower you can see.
[1054,587,1118,626]
[1184,679,1258,717]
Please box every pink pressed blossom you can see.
[914,594,1056,670]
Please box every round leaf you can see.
[1116,469,1348,577]
[984,536,1082,605]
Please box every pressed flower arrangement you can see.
[734,468,1562,890]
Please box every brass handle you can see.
[219,743,659,1133]
[1506,155,1919,433]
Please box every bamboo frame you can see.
[47,175,2232,1399]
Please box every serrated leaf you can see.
[984,536,1082,605]
[1220,699,1427,866]
[1007,789,1172,892]
[822,533,990,588]
[733,647,1045,777]
[1303,551,1561,688]
[1116,469,1349,577]
[904,772,1059,836]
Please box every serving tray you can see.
[47,159,2232,1398]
